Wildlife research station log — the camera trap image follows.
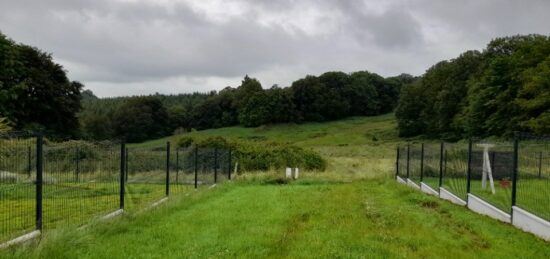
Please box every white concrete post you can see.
[285,168,292,178]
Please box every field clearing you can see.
[3,113,549,258]
[2,176,550,258]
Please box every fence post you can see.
[438,142,444,187]
[539,151,543,179]
[75,146,80,183]
[395,145,400,178]
[35,134,43,231]
[166,142,170,196]
[194,146,198,189]
[119,141,126,210]
[228,148,232,180]
[511,138,519,210]
[125,147,129,183]
[420,143,425,182]
[466,139,472,194]
[406,144,410,179]
[214,147,218,183]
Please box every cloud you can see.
[1,0,549,97]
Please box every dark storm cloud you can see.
[1,0,549,96]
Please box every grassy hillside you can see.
[3,177,550,258]
[134,113,405,179]
[4,113,547,258]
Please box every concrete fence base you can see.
[512,206,550,241]
[396,176,407,184]
[420,182,439,196]
[100,209,124,221]
[0,230,41,249]
[467,194,511,223]
[406,179,421,190]
[439,187,467,206]
[395,175,550,242]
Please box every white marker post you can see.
[293,168,299,179]
[477,143,496,194]
[286,168,292,178]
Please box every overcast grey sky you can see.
[1,0,549,97]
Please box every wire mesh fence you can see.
[396,134,550,223]
[516,135,550,221]
[125,145,168,210]
[441,142,469,200]
[42,140,120,229]
[408,144,422,185]
[396,146,407,179]
[422,143,441,190]
[0,132,36,242]
[469,140,514,212]
[0,133,232,244]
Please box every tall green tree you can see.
[112,96,170,142]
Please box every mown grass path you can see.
[3,179,550,258]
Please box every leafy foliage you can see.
[176,136,327,171]
[112,96,170,142]
[0,32,82,137]
[396,35,550,138]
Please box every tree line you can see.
[0,32,82,137]
[80,72,411,142]
[395,34,550,139]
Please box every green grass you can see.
[3,113,550,257]
[134,113,402,179]
[2,177,550,258]
[0,181,196,243]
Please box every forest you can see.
[396,34,550,139]
[1,31,549,142]
[79,72,411,142]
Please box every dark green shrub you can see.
[177,136,326,172]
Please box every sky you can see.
[1,0,549,97]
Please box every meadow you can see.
[2,113,550,258]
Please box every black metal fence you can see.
[0,132,232,243]
[396,134,550,221]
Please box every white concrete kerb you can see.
[0,230,41,249]
[467,194,511,223]
[512,206,550,241]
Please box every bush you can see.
[176,136,326,172]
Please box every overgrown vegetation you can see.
[396,35,550,139]
[177,136,326,171]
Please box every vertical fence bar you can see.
[75,146,80,183]
[125,147,129,183]
[439,142,444,187]
[166,142,170,196]
[406,144,410,179]
[395,145,400,178]
[420,143,425,182]
[511,138,519,209]
[35,134,43,231]
[194,146,198,189]
[27,145,32,177]
[120,141,126,209]
[539,151,543,179]
[228,148,232,180]
[214,147,218,183]
[466,139,472,194]
[175,148,179,183]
